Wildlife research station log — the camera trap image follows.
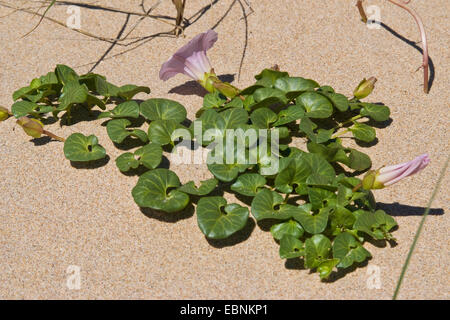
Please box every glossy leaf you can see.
[251,189,302,221]
[350,123,376,142]
[274,77,319,99]
[117,84,150,100]
[279,235,305,259]
[106,118,148,144]
[293,206,330,234]
[271,220,304,241]
[359,103,390,122]
[140,98,187,123]
[332,232,372,268]
[197,196,249,239]
[63,133,106,162]
[296,92,333,118]
[178,178,218,196]
[230,173,266,196]
[250,107,277,128]
[148,119,184,146]
[304,234,332,269]
[132,168,189,212]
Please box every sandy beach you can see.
[0,0,448,299]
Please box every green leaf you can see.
[307,187,335,210]
[293,206,330,234]
[332,232,371,268]
[63,133,106,162]
[13,86,35,101]
[106,119,148,144]
[273,104,305,126]
[271,220,304,241]
[207,162,250,182]
[55,64,79,85]
[348,148,372,171]
[274,77,319,99]
[39,71,59,86]
[275,153,335,194]
[250,107,277,128]
[131,168,189,212]
[296,92,333,118]
[11,101,40,118]
[317,259,339,280]
[254,69,289,87]
[58,80,88,110]
[117,84,150,100]
[203,92,227,109]
[196,196,249,239]
[305,234,332,269]
[95,77,119,97]
[148,119,184,146]
[350,123,376,142]
[230,173,266,196]
[178,178,218,196]
[251,189,302,221]
[140,98,187,123]
[354,210,397,240]
[279,235,305,259]
[317,90,349,112]
[359,103,390,122]
[116,143,163,172]
[251,87,288,110]
[101,101,140,119]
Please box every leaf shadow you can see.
[70,155,110,169]
[284,257,305,270]
[323,260,370,283]
[140,202,195,223]
[206,217,256,248]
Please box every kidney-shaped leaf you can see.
[271,220,304,241]
[230,173,266,196]
[279,235,305,259]
[117,84,150,100]
[116,143,163,172]
[99,101,140,119]
[106,118,148,144]
[332,232,372,268]
[304,234,332,269]
[140,98,186,123]
[359,103,390,122]
[63,133,106,162]
[197,196,249,239]
[132,168,189,212]
[251,189,302,221]
[274,77,319,99]
[296,92,333,118]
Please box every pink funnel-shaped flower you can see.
[159,30,218,82]
[376,153,430,187]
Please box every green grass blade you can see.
[393,154,449,299]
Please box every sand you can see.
[0,0,448,299]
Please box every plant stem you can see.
[386,0,429,93]
[393,155,449,299]
[43,130,65,142]
[356,0,368,23]
[337,115,362,128]
[332,128,350,139]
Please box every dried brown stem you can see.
[355,0,430,93]
[43,130,65,142]
[172,0,186,36]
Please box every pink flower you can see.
[363,154,430,189]
[159,30,218,82]
[376,153,430,186]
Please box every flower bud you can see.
[210,77,240,98]
[0,106,10,121]
[353,77,377,99]
[17,116,44,138]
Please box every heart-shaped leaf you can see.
[273,104,305,126]
[317,90,349,112]
[332,232,371,268]
[359,103,390,122]
[63,133,106,162]
[196,196,249,239]
[250,107,277,128]
[58,80,88,110]
[251,189,302,221]
[279,235,305,259]
[140,98,187,123]
[230,173,266,196]
[94,76,119,97]
[274,77,319,99]
[148,119,185,146]
[350,123,376,142]
[202,92,227,110]
[275,153,335,194]
[178,178,218,196]
[296,92,333,118]
[99,101,140,119]
[304,234,332,269]
[115,143,163,172]
[117,84,150,100]
[251,87,288,110]
[293,205,330,234]
[354,210,397,240]
[254,69,289,87]
[11,101,40,118]
[55,64,79,85]
[317,258,339,280]
[106,118,148,144]
[271,220,304,241]
[132,168,189,212]
[348,148,372,171]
